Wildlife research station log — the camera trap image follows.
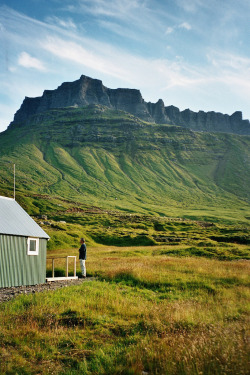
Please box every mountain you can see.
[10,75,250,135]
[1,102,250,224]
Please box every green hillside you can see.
[1,106,250,375]
[0,105,250,223]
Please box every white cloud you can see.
[179,22,192,30]
[207,50,250,72]
[45,16,77,30]
[73,0,143,19]
[18,52,46,71]
[165,27,174,35]
[41,36,128,80]
[8,66,17,72]
[165,22,192,35]
[98,20,139,40]
[205,50,250,98]
[40,34,203,91]
[66,0,174,40]
[176,0,204,13]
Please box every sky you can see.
[0,0,250,132]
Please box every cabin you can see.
[0,196,50,288]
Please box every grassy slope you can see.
[42,211,250,259]
[0,105,249,224]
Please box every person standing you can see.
[79,238,87,278]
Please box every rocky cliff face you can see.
[165,106,250,135]
[11,75,250,135]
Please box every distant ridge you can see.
[10,75,250,135]
[1,99,250,221]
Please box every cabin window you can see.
[27,238,39,255]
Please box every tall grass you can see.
[0,249,249,374]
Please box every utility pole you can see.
[14,163,15,200]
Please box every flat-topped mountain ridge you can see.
[11,75,250,135]
[1,105,250,224]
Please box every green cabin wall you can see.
[0,235,47,287]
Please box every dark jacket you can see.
[79,243,87,260]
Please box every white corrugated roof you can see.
[0,196,49,239]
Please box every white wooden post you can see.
[74,256,76,277]
[66,256,69,278]
[52,259,55,278]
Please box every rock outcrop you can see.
[164,106,250,134]
[11,75,250,135]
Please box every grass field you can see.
[43,210,250,260]
[0,242,249,374]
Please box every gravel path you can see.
[0,278,94,303]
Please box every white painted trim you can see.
[27,237,39,255]
[46,277,79,282]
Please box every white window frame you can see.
[27,237,39,256]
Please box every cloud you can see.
[8,66,17,73]
[165,22,192,35]
[40,34,202,91]
[175,0,204,13]
[17,52,46,71]
[41,36,129,80]
[45,16,77,30]
[69,0,143,19]
[207,50,250,71]
[98,20,140,40]
[179,22,192,30]
[165,27,174,35]
[205,50,250,96]
[66,0,175,41]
